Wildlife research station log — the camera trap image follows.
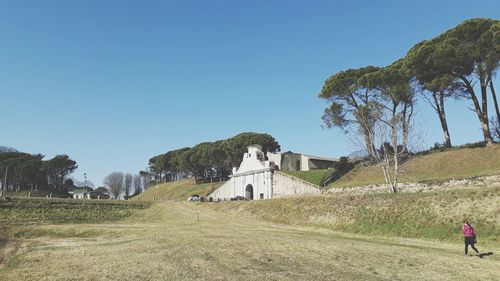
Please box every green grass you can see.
[282,169,332,187]
[134,179,225,201]
[329,143,500,188]
[0,197,150,225]
[205,185,500,245]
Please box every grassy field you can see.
[1,145,500,280]
[0,198,151,268]
[134,179,224,201]
[0,197,150,225]
[0,200,498,280]
[329,144,500,188]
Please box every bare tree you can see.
[358,97,420,193]
[75,179,95,189]
[139,170,151,190]
[103,172,124,199]
[356,61,420,192]
[491,117,500,142]
[132,174,142,195]
[124,173,133,199]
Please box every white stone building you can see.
[70,189,91,199]
[207,145,321,201]
[267,151,338,171]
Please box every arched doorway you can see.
[245,184,253,200]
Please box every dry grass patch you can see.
[330,143,500,188]
[205,186,500,245]
[1,201,498,280]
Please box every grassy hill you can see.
[135,179,225,201]
[134,145,500,199]
[205,185,500,245]
[329,143,500,188]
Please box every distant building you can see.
[267,151,337,171]
[68,188,110,199]
[70,189,90,199]
[207,145,322,201]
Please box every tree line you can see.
[0,148,78,192]
[320,18,499,154]
[319,18,499,192]
[103,172,144,199]
[145,132,280,184]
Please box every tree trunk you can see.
[480,81,494,145]
[389,102,399,193]
[490,80,500,126]
[2,166,8,192]
[362,126,376,159]
[401,103,408,154]
[463,79,493,145]
[432,91,452,148]
[391,114,399,193]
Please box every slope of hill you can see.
[135,179,224,201]
[135,145,500,199]
[205,185,500,245]
[329,144,500,188]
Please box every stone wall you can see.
[281,153,302,171]
[272,171,321,198]
[306,158,335,170]
[207,170,273,201]
[327,175,500,195]
[208,171,322,200]
[207,180,233,201]
[208,173,500,201]
[266,152,282,170]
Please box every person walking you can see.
[462,219,480,256]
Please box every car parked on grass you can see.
[186,194,200,202]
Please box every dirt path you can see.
[0,202,498,281]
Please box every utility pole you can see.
[83,173,87,199]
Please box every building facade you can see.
[267,151,337,171]
[207,145,321,201]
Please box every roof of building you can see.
[269,151,338,162]
[302,154,338,162]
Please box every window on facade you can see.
[260,193,264,199]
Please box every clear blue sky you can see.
[1,0,499,186]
